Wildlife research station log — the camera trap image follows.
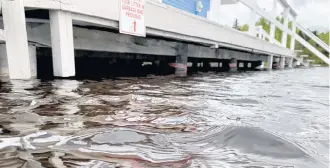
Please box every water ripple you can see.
[0,68,328,168]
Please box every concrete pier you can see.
[0,0,313,79]
[229,58,238,72]
[2,0,31,79]
[49,10,75,77]
[0,45,8,77]
[288,57,293,68]
[267,55,274,70]
[280,57,286,69]
[174,44,188,77]
[28,45,37,78]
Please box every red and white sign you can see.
[119,0,146,37]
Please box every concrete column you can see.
[50,10,75,77]
[2,0,32,79]
[267,55,273,70]
[288,57,293,68]
[269,0,278,44]
[174,44,188,77]
[29,45,37,78]
[279,56,285,69]
[229,58,237,72]
[0,45,8,77]
[290,17,297,50]
[281,7,290,48]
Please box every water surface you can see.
[0,68,328,168]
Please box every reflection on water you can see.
[0,68,328,168]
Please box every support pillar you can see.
[50,10,75,77]
[280,56,285,69]
[269,0,277,44]
[29,45,37,78]
[248,0,257,37]
[0,45,8,77]
[288,57,293,68]
[174,44,188,77]
[2,0,32,79]
[290,16,297,50]
[267,55,273,70]
[281,7,290,48]
[229,58,237,72]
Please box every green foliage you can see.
[240,24,249,32]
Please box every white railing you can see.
[296,23,330,53]
[237,0,330,65]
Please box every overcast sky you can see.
[218,0,330,32]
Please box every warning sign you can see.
[119,0,146,37]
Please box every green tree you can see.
[239,24,249,32]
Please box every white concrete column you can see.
[288,57,293,68]
[267,55,273,70]
[28,45,37,78]
[0,44,37,78]
[269,0,277,44]
[280,56,285,69]
[2,0,32,79]
[281,7,290,48]
[290,16,297,50]
[49,10,75,77]
[0,44,8,77]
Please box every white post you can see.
[49,10,75,77]
[2,0,32,79]
[28,45,37,78]
[280,56,285,69]
[290,16,297,50]
[0,45,8,77]
[269,0,277,44]
[281,7,290,48]
[288,57,293,68]
[267,55,273,70]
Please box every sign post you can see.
[119,0,146,37]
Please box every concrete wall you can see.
[162,0,210,18]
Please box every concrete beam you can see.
[26,23,268,62]
[49,10,75,77]
[2,0,32,79]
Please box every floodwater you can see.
[0,68,328,168]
